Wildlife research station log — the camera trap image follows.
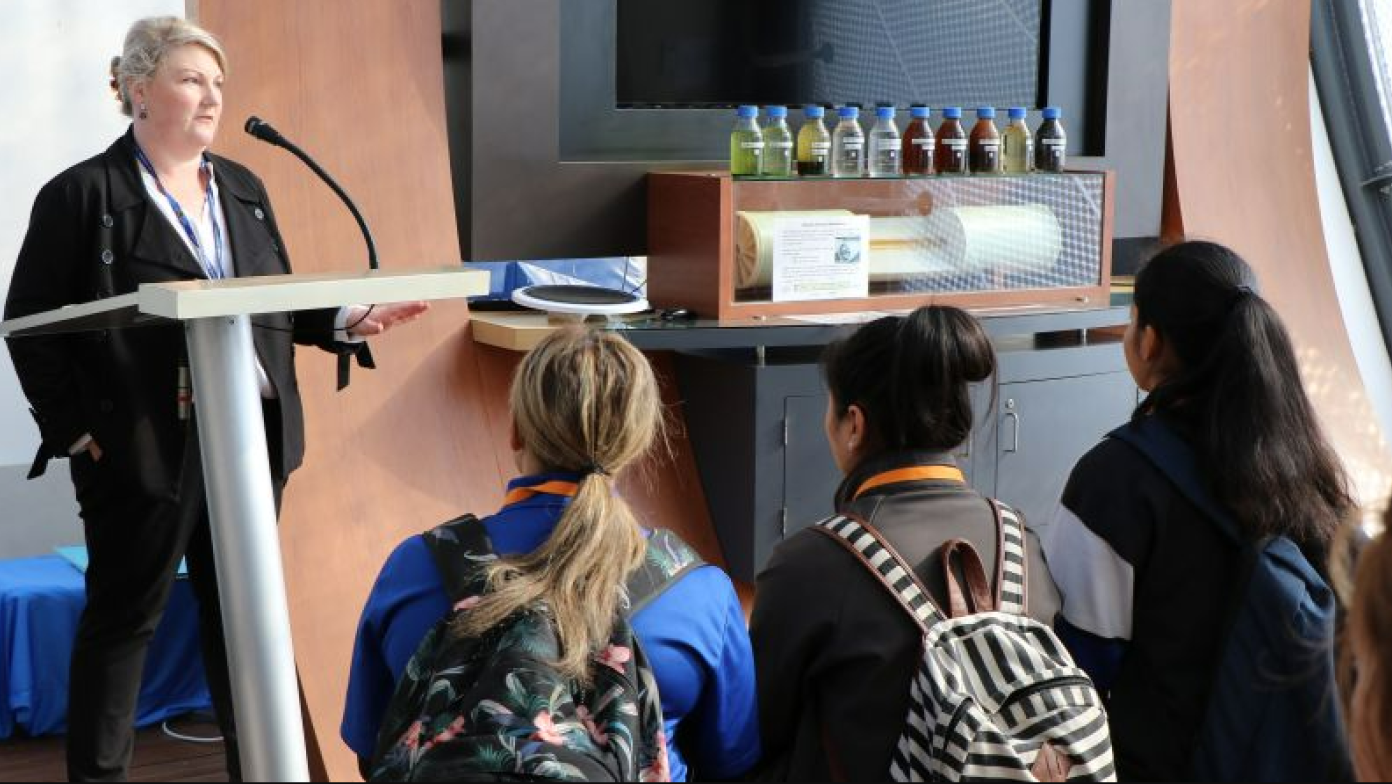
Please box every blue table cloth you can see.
[0,554,211,739]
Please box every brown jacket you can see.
[750,450,1062,781]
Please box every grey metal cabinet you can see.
[986,371,1138,530]
[671,331,1136,582]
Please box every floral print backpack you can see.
[368,514,703,782]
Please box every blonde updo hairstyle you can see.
[109,16,227,117]
[454,327,665,684]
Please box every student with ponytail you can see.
[750,305,1062,781]
[342,327,759,781]
[1036,240,1356,780]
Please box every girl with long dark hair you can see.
[1037,240,1355,780]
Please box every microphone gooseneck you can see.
[242,116,379,270]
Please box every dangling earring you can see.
[138,102,148,120]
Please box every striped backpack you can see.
[817,501,1115,782]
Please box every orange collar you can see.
[502,480,579,507]
[852,465,965,500]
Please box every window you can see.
[1312,0,1392,347]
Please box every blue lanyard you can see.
[133,145,227,280]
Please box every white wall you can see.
[1311,70,1392,518]
[0,0,183,556]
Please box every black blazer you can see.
[4,127,353,498]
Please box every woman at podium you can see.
[2,16,425,781]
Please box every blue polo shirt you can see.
[341,473,761,781]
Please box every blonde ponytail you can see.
[455,327,662,683]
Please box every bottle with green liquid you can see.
[730,105,764,177]
[762,105,795,177]
[797,105,831,176]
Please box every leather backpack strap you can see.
[939,538,995,617]
[989,498,1030,616]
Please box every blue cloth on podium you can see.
[0,554,212,739]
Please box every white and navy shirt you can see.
[1034,431,1239,781]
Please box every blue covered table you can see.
[0,554,211,739]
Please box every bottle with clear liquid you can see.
[831,106,865,178]
[1035,106,1067,173]
[729,105,764,177]
[935,106,969,175]
[969,106,1002,175]
[902,105,935,176]
[1002,106,1034,174]
[868,105,902,178]
[797,105,832,176]
[762,105,795,177]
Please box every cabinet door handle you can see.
[1004,411,1021,453]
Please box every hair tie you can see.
[581,462,611,478]
[1227,284,1256,309]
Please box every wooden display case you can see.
[647,170,1115,320]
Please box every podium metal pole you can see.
[185,314,309,782]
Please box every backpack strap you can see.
[627,528,706,616]
[816,513,945,632]
[991,499,1030,617]
[939,538,994,618]
[1107,417,1242,544]
[420,514,492,603]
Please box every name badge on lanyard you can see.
[134,145,228,280]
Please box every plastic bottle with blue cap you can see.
[730,105,764,177]
[762,105,795,177]
[797,105,832,176]
[1035,106,1067,173]
[903,105,935,176]
[831,105,865,178]
[969,106,1001,174]
[1002,106,1033,173]
[935,106,968,175]
[868,105,902,178]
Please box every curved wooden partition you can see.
[1166,0,1392,505]
[195,2,721,779]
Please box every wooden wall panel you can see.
[1166,0,1392,505]
[190,4,726,778]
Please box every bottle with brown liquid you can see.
[1035,106,1067,173]
[902,105,935,176]
[969,106,1001,175]
[935,106,968,175]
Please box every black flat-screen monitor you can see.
[616,0,1045,110]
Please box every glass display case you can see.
[647,170,1114,320]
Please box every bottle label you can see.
[1042,138,1066,147]
[769,141,793,149]
[913,138,935,150]
[741,141,766,150]
[842,141,864,150]
[978,140,1000,149]
[945,138,967,150]
[810,142,832,154]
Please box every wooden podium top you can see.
[0,266,489,338]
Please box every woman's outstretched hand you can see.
[345,301,431,338]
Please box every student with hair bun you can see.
[751,305,1062,781]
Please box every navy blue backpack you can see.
[1109,417,1353,782]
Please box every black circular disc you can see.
[521,285,641,306]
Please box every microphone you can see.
[243,116,378,270]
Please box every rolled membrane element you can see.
[736,210,957,288]
[924,204,1063,276]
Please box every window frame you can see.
[1311,0,1392,348]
